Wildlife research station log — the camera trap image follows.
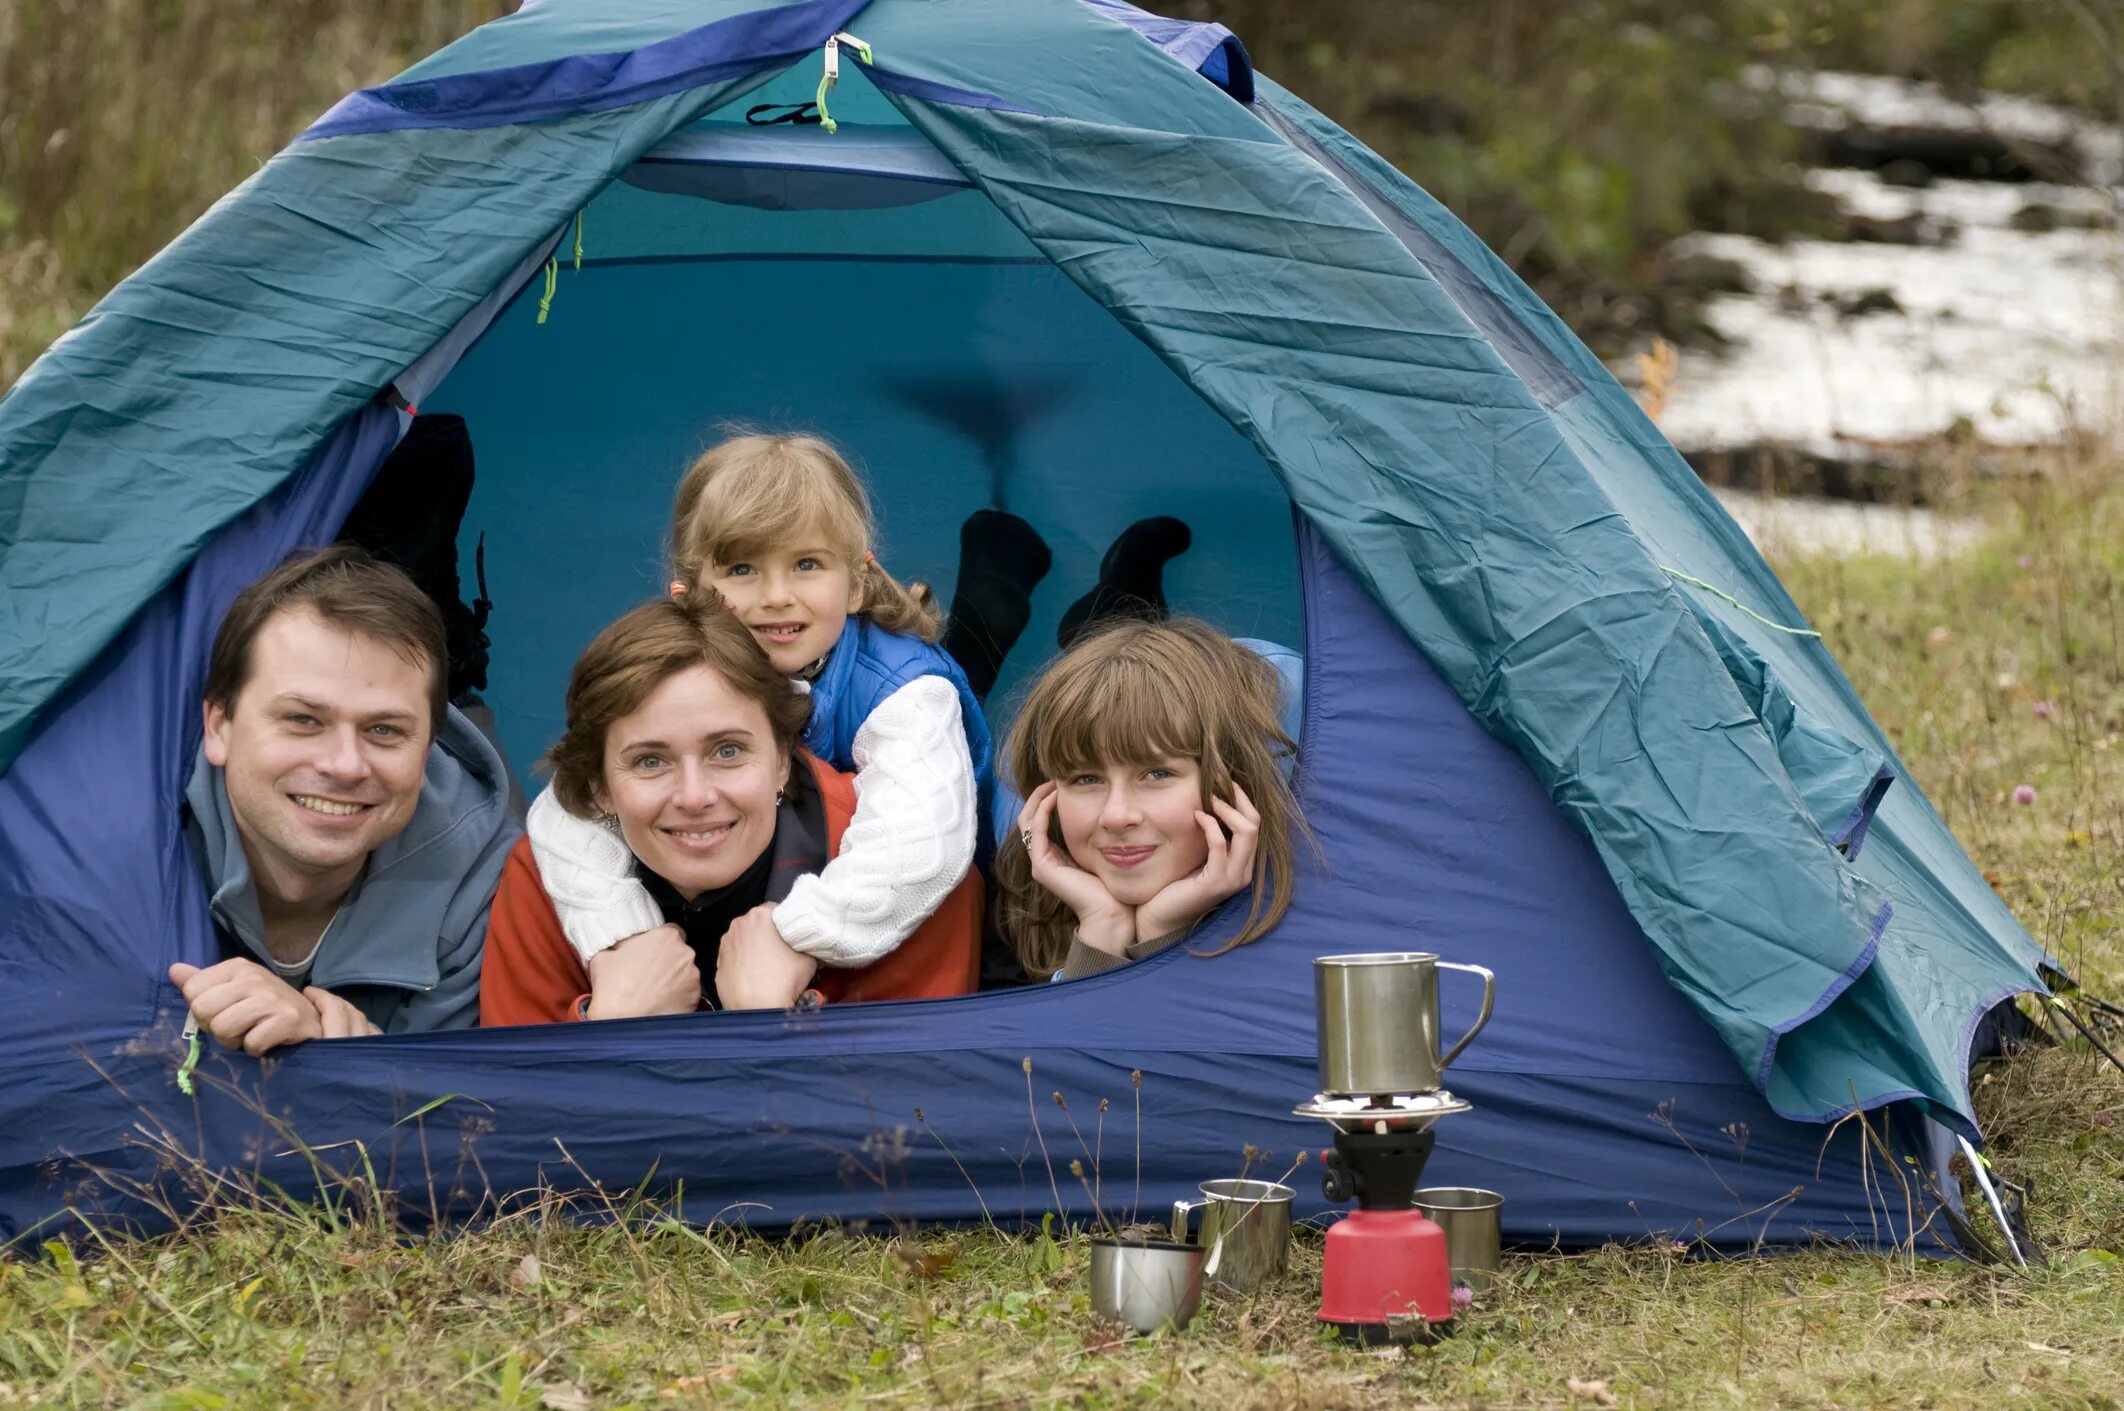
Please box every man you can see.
[170,546,520,1054]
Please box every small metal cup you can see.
[1170,1178,1294,1293]
[1089,1238,1205,1333]
[1413,1186,1504,1291]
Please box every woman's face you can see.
[1053,754,1212,908]
[595,665,792,901]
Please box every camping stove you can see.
[1295,1091,1470,1341]
[1300,953,1495,1344]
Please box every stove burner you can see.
[1292,1090,1472,1134]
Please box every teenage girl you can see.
[995,618,1305,979]
[526,432,990,974]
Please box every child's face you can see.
[708,533,864,674]
[1053,754,1213,908]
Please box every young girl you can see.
[996,619,1304,979]
[526,432,990,974]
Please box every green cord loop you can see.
[534,211,585,325]
[1658,566,1822,639]
[534,255,559,325]
[816,69,838,135]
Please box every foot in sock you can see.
[1057,515,1192,650]
[941,509,1053,701]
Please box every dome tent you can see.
[0,0,2049,1246]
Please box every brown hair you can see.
[544,595,813,819]
[204,545,448,736]
[994,620,1309,974]
[667,430,942,642]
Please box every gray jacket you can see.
[184,706,522,1033]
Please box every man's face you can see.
[202,607,433,894]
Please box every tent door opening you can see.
[417,110,1308,787]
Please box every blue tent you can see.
[0,0,2047,1247]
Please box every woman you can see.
[480,598,981,1024]
[995,619,1306,980]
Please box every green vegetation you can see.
[1,469,2120,1408]
[0,0,506,387]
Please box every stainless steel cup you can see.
[1413,1186,1504,1291]
[1089,1238,1205,1333]
[1315,952,1496,1096]
[1170,1178,1294,1293]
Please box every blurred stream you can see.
[1637,71,2124,558]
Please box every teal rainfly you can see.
[0,0,2049,1248]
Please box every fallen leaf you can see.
[539,1384,592,1411]
[895,1248,957,1279]
[510,1254,542,1291]
[1567,1377,1619,1406]
[1082,1326,1127,1356]
[660,1367,742,1398]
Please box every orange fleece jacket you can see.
[479,753,981,1025]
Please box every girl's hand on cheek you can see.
[715,905,819,1009]
[1018,781,1133,955]
[1136,783,1260,941]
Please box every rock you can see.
[1665,248,1754,297]
[1687,443,1934,505]
[1835,287,1904,319]
[1844,209,1958,246]
[1815,124,2082,183]
[2009,201,2117,233]
[1876,158,1936,189]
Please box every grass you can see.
[0,469,2118,1408]
[5,7,2124,1405]
[0,1054,2116,1410]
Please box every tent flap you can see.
[886,88,1909,1115]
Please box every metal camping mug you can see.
[1314,952,1497,1096]
[1170,1178,1294,1293]
[1413,1186,1504,1292]
[1089,1238,1205,1333]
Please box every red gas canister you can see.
[1317,1207,1454,1331]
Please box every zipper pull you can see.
[815,31,872,135]
[176,1013,201,1096]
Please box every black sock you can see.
[1057,516,1192,650]
[942,509,1053,701]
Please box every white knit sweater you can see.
[524,676,977,968]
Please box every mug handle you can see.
[1435,961,1496,1070]
[1171,1198,1203,1244]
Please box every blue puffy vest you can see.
[803,618,995,864]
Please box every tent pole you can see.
[1957,1136,2028,1269]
